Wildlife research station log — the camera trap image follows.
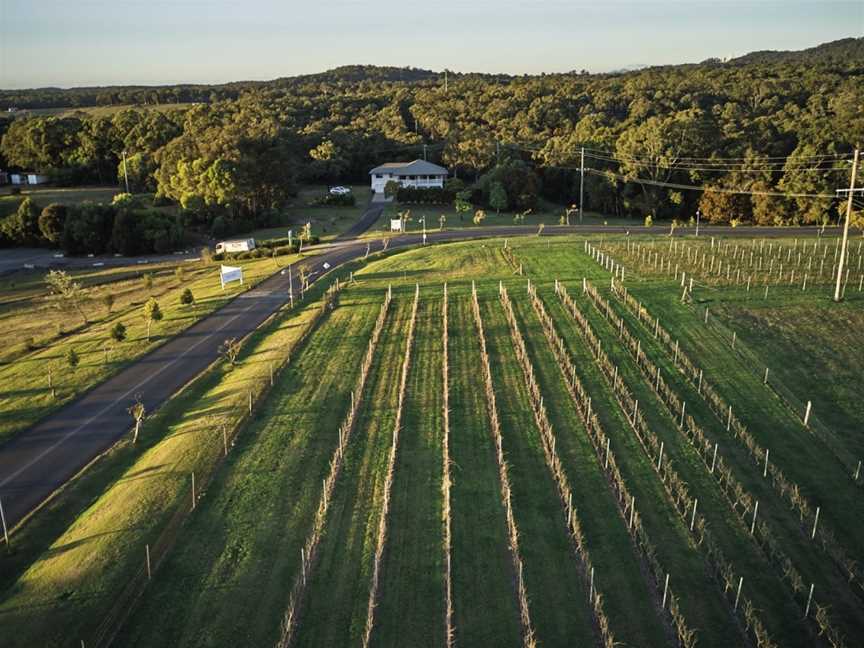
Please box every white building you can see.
[10,173,49,186]
[369,160,448,194]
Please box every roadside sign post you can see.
[219,264,244,290]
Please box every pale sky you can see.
[0,0,861,89]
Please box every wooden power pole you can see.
[835,146,860,302]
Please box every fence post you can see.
[146,544,151,580]
[750,501,759,535]
[804,401,812,427]
[763,449,769,478]
[191,472,196,511]
[690,498,698,531]
[710,443,718,473]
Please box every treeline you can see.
[1,38,862,229]
[0,196,184,254]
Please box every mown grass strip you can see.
[292,296,409,647]
[471,282,536,648]
[480,290,597,647]
[499,283,615,647]
[372,292,447,648]
[448,293,522,648]
[361,284,419,647]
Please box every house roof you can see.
[369,159,449,176]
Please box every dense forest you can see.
[1,37,862,248]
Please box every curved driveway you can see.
[0,218,829,529]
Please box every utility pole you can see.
[696,209,701,237]
[423,143,427,161]
[444,70,448,94]
[496,140,501,165]
[835,146,860,302]
[121,150,130,194]
[578,146,585,224]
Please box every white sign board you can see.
[390,219,402,232]
[220,264,244,289]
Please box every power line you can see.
[582,151,852,172]
[581,147,852,162]
[584,168,838,198]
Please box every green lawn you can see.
[358,200,638,239]
[244,184,373,242]
[0,253,301,444]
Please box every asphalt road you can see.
[0,220,831,529]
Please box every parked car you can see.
[329,186,352,195]
[215,238,256,254]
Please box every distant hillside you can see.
[1,38,861,110]
[728,37,863,65]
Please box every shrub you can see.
[110,208,139,255]
[396,186,453,205]
[62,203,116,255]
[110,322,127,343]
[180,288,194,305]
[10,187,21,196]
[39,203,67,244]
[1,197,42,245]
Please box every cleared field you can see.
[244,184,373,242]
[362,201,633,238]
[1,234,861,648]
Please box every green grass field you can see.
[1,234,862,647]
[359,200,637,238]
[0,253,303,443]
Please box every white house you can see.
[10,173,49,186]
[369,159,448,194]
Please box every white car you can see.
[329,186,352,196]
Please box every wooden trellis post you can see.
[811,507,820,539]
[0,495,8,549]
[662,573,670,609]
